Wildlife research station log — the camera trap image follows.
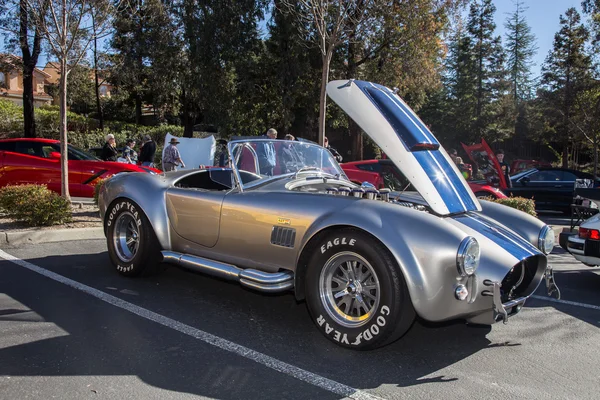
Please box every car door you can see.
[552,170,579,208]
[4,141,81,196]
[511,170,562,208]
[165,170,229,248]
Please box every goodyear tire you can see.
[305,229,415,350]
[105,199,162,277]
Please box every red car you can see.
[0,138,160,199]
[341,159,507,199]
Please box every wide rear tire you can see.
[105,199,162,277]
[305,229,415,350]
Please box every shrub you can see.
[0,99,23,136]
[492,196,537,217]
[0,184,73,226]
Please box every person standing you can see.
[448,148,458,164]
[139,134,157,167]
[257,128,277,175]
[162,137,185,172]
[324,136,343,162]
[496,149,512,188]
[122,138,138,164]
[101,133,118,161]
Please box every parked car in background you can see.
[341,159,507,199]
[508,168,600,213]
[511,159,553,174]
[0,138,160,200]
[98,79,559,350]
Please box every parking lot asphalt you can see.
[1,239,599,400]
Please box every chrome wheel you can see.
[319,251,381,328]
[113,212,140,263]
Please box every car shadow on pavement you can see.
[527,267,600,329]
[0,254,507,398]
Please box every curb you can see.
[0,227,104,246]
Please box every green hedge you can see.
[492,196,537,217]
[0,100,23,134]
[0,184,73,226]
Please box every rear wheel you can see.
[305,229,415,350]
[105,199,162,277]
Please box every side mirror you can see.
[49,151,61,159]
[520,176,530,185]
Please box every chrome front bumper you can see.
[484,265,561,324]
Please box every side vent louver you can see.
[271,226,296,248]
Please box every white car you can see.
[567,214,600,266]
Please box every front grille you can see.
[584,239,600,257]
[500,256,542,302]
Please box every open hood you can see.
[326,79,480,216]
[461,139,508,190]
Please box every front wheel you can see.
[305,229,415,350]
[105,199,162,277]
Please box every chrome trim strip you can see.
[161,251,294,292]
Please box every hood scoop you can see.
[327,80,481,216]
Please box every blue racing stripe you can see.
[429,150,478,211]
[354,81,435,149]
[456,213,540,260]
[413,151,467,214]
[373,83,439,144]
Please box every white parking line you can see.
[0,249,383,400]
[531,295,600,311]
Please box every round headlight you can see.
[538,225,555,255]
[457,237,480,276]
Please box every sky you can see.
[1,0,588,79]
[492,0,585,79]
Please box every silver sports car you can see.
[98,79,560,350]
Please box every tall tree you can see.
[0,0,47,137]
[280,0,372,146]
[28,0,115,200]
[504,0,536,105]
[176,0,267,137]
[541,7,592,167]
[467,0,509,140]
[340,0,460,159]
[246,2,321,137]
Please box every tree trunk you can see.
[347,37,362,161]
[594,136,598,179]
[92,13,104,129]
[22,65,36,138]
[318,51,332,146]
[135,92,142,125]
[562,144,568,169]
[181,88,194,137]
[59,60,70,201]
[19,0,42,138]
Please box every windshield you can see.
[50,143,100,161]
[228,139,347,188]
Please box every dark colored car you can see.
[508,168,600,213]
[0,138,161,199]
[510,159,553,175]
[341,159,507,199]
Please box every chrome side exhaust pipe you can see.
[161,251,294,292]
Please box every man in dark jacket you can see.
[139,134,157,167]
[101,133,118,161]
[324,136,343,162]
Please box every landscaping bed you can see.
[0,204,102,232]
